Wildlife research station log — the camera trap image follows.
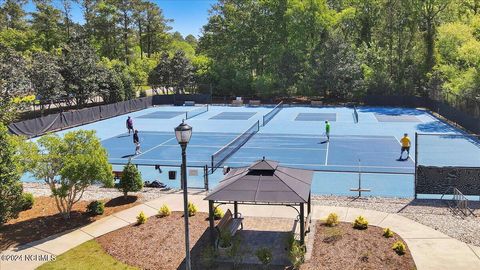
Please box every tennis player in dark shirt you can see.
[133,130,141,155]
[126,116,133,135]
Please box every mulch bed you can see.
[97,212,215,270]
[301,222,416,270]
[0,195,140,251]
[96,214,416,270]
[96,212,288,270]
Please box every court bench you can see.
[249,100,261,106]
[311,100,323,107]
[184,101,195,106]
[216,209,243,246]
[232,100,243,107]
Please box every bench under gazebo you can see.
[205,158,314,246]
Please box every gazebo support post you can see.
[234,201,238,218]
[300,203,305,245]
[208,200,215,247]
[307,193,311,215]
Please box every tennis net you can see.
[353,106,359,123]
[263,101,283,126]
[211,120,260,172]
[186,105,208,119]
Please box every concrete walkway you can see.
[2,192,480,270]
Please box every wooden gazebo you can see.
[205,158,313,244]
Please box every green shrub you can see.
[86,200,105,215]
[188,202,197,216]
[285,232,296,250]
[325,212,339,227]
[392,241,406,255]
[201,246,218,268]
[158,204,171,217]
[353,215,368,230]
[227,236,248,269]
[288,239,305,269]
[137,211,147,224]
[118,162,143,199]
[21,193,35,210]
[139,89,147,97]
[255,247,273,267]
[214,207,223,220]
[219,230,232,248]
[383,227,394,238]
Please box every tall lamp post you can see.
[175,120,192,270]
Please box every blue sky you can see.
[24,0,217,38]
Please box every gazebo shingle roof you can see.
[205,159,313,203]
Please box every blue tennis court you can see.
[374,114,422,122]
[102,131,241,166]
[137,111,186,119]
[224,134,414,174]
[24,104,480,198]
[210,112,256,120]
[295,113,337,122]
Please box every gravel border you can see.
[312,195,480,247]
[22,182,178,203]
[23,183,480,247]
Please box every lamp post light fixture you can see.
[174,120,192,270]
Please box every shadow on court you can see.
[416,121,457,133]
[358,107,424,115]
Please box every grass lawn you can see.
[37,240,138,270]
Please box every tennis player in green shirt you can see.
[325,120,330,142]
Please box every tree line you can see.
[198,0,480,104]
[1,0,479,124]
[0,0,201,124]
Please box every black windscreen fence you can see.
[9,97,153,137]
[172,94,211,105]
[62,106,101,127]
[416,166,480,196]
[151,94,211,105]
[8,94,212,138]
[8,113,64,138]
[429,99,480,134]
[364,95,480,134]
[152,94,175,105]
[363,95,429,108]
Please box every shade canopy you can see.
[205,159,313,204]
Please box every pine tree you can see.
[118,161,143,199]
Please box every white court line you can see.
[131,158,211,163]
[225,161,413,169]
[255,134,396,140]
[127,159,413,170]
[136,131,239,138]
[242,146,327,151]
[111,159,413,170]
[157,144,224,148]
[132,137,177,159]
[325,141,330,165]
